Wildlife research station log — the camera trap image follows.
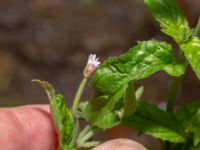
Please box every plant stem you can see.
[166,75,183,112]
[78,141,101,148]
[77,124,100,148]
[165,77,183,149]
[166,16,200,113]
[80,129,95,143]
[70,77,88,148]
[192,16,200,37]
[165,50,186,150]
[69,118,80,147]
[166,50,185,113]
[72,77,88,115]
[77,125,91,142]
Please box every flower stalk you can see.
[70,54,100,148]
[72,54,100,115]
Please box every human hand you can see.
[0,105,147,150]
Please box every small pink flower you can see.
[84,54,100,78]
[87,54,100,67]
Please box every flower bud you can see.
[83,54,100,78]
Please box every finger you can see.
[0,105,58,150]
[92,138,147,150]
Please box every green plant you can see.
[33,0,200,149]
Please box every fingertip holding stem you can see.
[92,138,147,150]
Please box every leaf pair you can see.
[79,39,185,129]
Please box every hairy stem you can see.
[70,77,88,148]
[72,78,88,115]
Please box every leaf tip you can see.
[31,79,56,101]
[31,79,41,83]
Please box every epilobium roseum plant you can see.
[32,0,200,149]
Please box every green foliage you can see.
[33,0,200,149]
[79,40,185,129]
[123,100,185,143]
[181,37,200,79]
[176,101,200,146]
[144,0,192,44]
[32,80,74,150]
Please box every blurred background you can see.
[0,0,199,148]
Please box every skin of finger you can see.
[92,138,147,150]
[0,105,58,150]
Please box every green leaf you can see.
[176,101,200,123]
[176,101,200,146]
[181,37,200,79]
[79,86,127,129]
[54,95,74,145]
[144,0,192,44]
[123,100,185,143]
[32,80,74,148]
[79,40,185,129]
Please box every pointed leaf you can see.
[123,100,185,143]
[181,37,200,79]
[32,80,74,147]
[144,0,192,43]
